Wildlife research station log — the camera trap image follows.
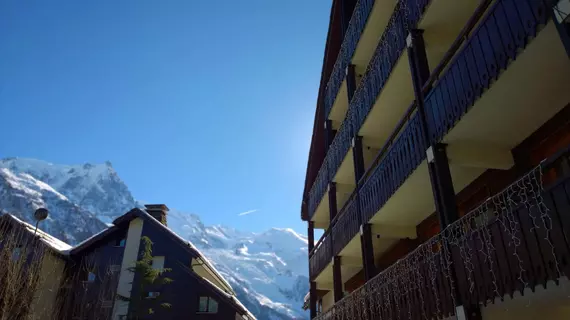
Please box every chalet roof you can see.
[0,214,73,253]
[1,208,251,317]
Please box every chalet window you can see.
[87,272,96,282]
[114,238,126,247]
[198,296,218,313]
[151,256,165,271]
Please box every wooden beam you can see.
[328,183,338,221]
[333,256,343,302]
[360,224,377,281]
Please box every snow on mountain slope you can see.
[0,157,137,224]
[0,158,309,319]
[0,167,108,243]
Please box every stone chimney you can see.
[144,204,169,226]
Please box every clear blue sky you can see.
[0,0,330,234]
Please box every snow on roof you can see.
[3,208,244,313]
[4,214,73,253]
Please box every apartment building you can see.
[301,0,570,319]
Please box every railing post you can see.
[346,64,357,102]
[360,224,377,280]
[333,256,344,302]
[310,281,317,319]
[308,221,315,253]
[352,136,365,183]
[407,29,481,319]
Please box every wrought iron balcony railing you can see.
[308,0,431,221]
[310,227,333,277]
[308,0,553,280]
[309,105,427,279]
[332,196,360,257]
[307,159,330,221]
[359,110,427,223]
[324,0,375,118]
[316,147,570,320]
[424,0,549,144]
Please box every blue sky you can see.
[0,0,330,234]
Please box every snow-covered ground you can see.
[0,158,308,319]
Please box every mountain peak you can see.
[267,227,308,244]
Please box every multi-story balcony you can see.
[307,0,488,225]
[315,147,570,319]
[308,0,570,297]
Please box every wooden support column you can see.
[407,29,459,228]
[328,183,338,221]
[346,64,357,102]
[360,224,376,281]
[333,256,343,302]
[310,281,317,319]
[408,29,480,320]
[308,221,315,253]
[352,136,365,183]
[427,145,459,227]
[325,120,336,152]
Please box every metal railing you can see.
[424,0,549,143]
[307,0,552,281]
[310,229,333,277]
[324,0,375,118]
[309,106,427,279]
[316,146,570,319]
[308,0,432,221]
[359,110,428,223]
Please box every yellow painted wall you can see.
[321,290,335,313]
[112,218,144,320]
[29,252,65,319]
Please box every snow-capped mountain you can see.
[0,158,308,319]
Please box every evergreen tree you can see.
[118,236,173,319]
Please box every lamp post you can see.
[33,208,48,236]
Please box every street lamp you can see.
[33,208,48,236]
